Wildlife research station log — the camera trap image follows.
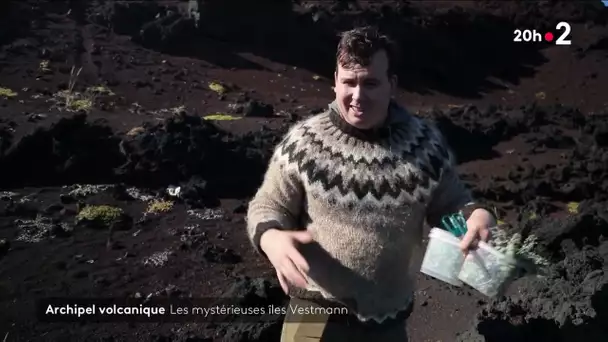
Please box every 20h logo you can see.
[513,22,571,45]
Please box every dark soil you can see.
[1,1,608,341]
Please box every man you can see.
[246,26,496,341]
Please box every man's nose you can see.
[352,85,364,100]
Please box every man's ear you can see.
[333,71,338,92]
[390,74,398,90]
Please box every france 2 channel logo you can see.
[513,22,572,45]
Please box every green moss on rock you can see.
[76,205,131,230]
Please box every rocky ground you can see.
[1,0,608,341]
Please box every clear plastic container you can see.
[420,228,466,287]
[457,241,517,297]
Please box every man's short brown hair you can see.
[336,26,399,76]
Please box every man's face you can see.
[334,50,397,130]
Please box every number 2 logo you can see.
[555,21,571,45]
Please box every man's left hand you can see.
[460,208,496,254]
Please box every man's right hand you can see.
[260,228,313,294]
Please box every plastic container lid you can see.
[429,227,461,242]
[471,241,517,264]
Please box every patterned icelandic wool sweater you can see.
[246,100,485,323]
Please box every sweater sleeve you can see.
[425,127,494,228]
[246,132,304,257]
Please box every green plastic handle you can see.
[441,212,468,237]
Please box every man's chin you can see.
[348,117,375,129]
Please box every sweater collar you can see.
[328,100,403,142]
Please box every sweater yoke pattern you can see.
[273,109,451,207]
